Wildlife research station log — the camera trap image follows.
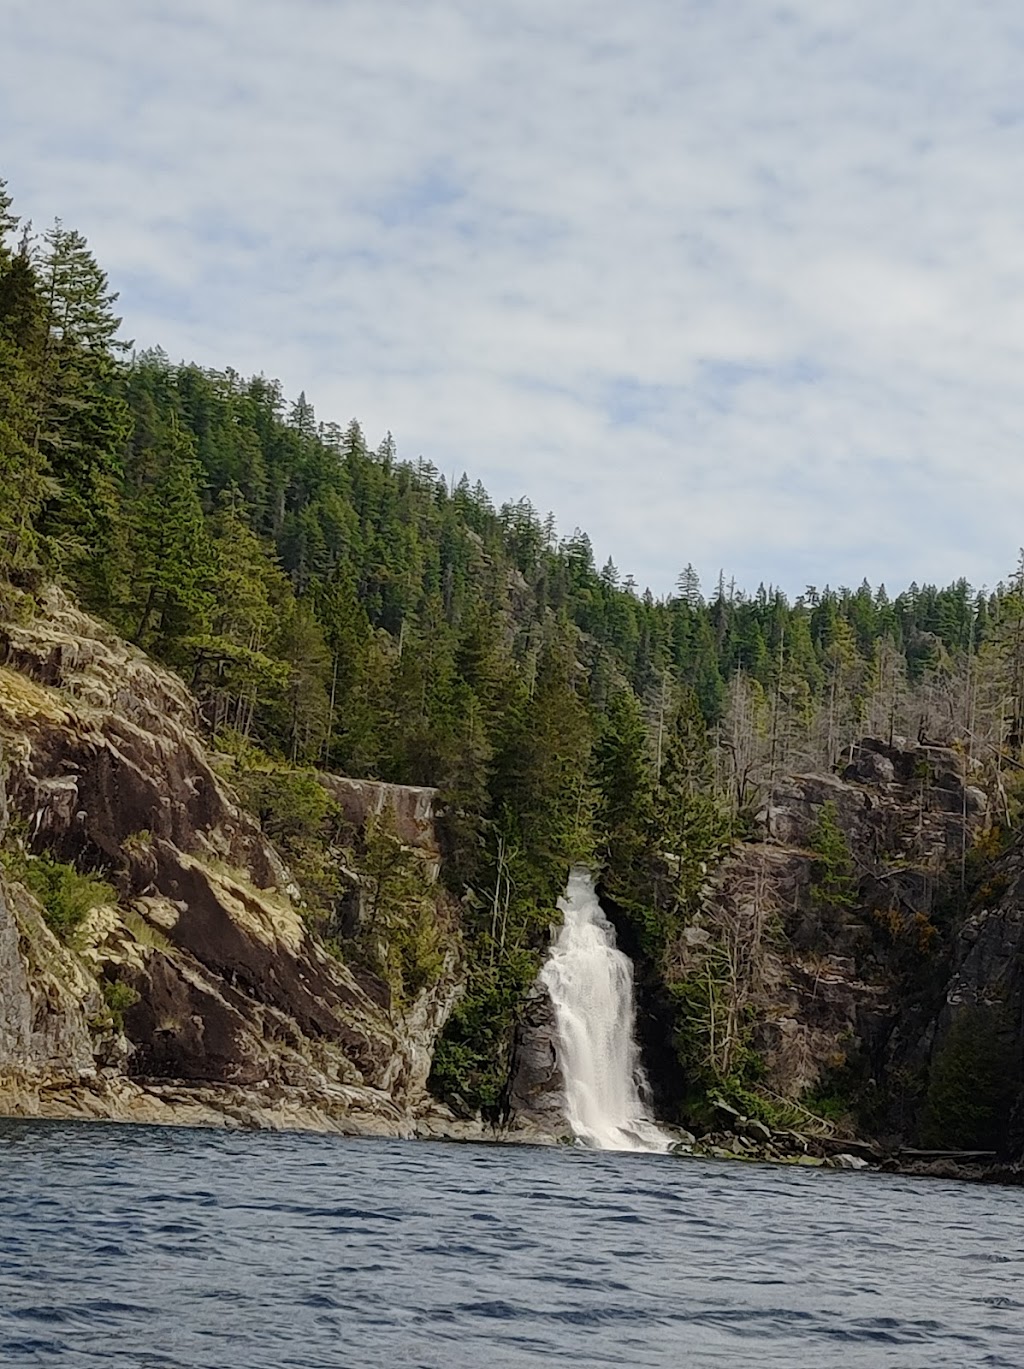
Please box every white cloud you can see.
[4,0,1024,596]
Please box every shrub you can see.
[7,851,116,943]
[101,978,141,1031]
[232,764,347,919]
[233,766,341,846]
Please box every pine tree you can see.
[127,420,214,654]
[652,689,731,920]
[0,190,51,575]
[808,800,857,928]
[594,689,655,900]
[189,488,291,736]
[33,221,131,594]
[271,599,332,762]
[490,634,595,903]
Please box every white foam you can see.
[540,868,670,1153]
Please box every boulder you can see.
[830,1153,870,1170]
[739,1117,773,1144]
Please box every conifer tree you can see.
[127,420,213,654]
[0,185,51,574]
[188,488,291,735]
[272,599,332,762]
[651,689,731,921]
[808,800,857,928]
[594,688,655,902]
[33,222,131,594]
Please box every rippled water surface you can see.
[2,1121,1023,1368]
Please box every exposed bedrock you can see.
[0,590,460,1132]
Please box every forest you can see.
[3,177,1024,1117]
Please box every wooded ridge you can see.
[3,178,1023,1155]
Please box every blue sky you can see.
[5,0,1024,598]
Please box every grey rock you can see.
[507,984,567,1132]
[831,1153,870,1170]
[0,592,462,1133]
[843,750,896,787]
[739,1117,773,1144]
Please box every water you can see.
[540,867,669,1151]
[1,1122,1023,1368]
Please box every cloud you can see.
[4,0,1024,596]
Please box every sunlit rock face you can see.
[0,590,460,1134]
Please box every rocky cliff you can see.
[510,732,1024,1164]
[0,590,465,1135]
[743,738,991,1106]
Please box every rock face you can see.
[0,589,462,1134]
[505,735,1002,1151]
[507,986,567,1139]
[319,775,441,873]
[899,841,1024,1155]
[659,736,997,1138]
[768,737,986,869]
[0,867,100,1083]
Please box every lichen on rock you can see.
[0,590,464,1135]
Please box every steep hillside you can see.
[0,590,465,1135]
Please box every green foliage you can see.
[430,942,541,1112]
[808,801,857,924]
[595,688,654,898]
[651,690,732,921]
[231,760,345,916]
[489,636,596,901]
[124,419,214,654]
[356,809,447,1002]
[121,829,153,858]
[101,978,141,1031]
[33,221,132,597]
[920,1005,1018,1151]
[2,848,116,942]
[233,762,340,846]
[667,967,764,1098]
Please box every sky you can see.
[4,0,1024,600]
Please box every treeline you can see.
[3,178,1024,1110]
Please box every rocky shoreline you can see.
[3,1076,1022,1188]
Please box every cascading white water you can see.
[540,867,670,1153]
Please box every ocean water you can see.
[1,1121,1022,1368]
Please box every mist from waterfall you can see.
[540,868,671,1153]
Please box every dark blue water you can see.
[1,1122,1023,1368]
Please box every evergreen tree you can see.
[0,192,51,575]
[651,689,731,921]
[33,221,131,595]
[594,688,655,901]
[808,800,857,928]
[126,421,213,655]
[271,599,332,762]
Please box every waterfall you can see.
[540,867,670,1153]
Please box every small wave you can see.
[2,1123,1023,1368]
